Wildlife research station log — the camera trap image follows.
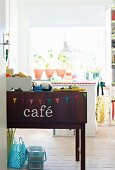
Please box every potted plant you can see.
[33,53,45,79]
[45,50,55,78]
[56,54,72,78]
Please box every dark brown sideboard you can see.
[7,91,87,170]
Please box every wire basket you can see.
[27,146,47,170]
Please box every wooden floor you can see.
[8,126,115,170]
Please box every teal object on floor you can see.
[27,146,47,170]
[8,137,26,169]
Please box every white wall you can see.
[28,2,106,27]
[0,0,7,169]
[9,0,18,72]
[17,0,30,74]
[10,0,111,77]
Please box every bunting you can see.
[38,99,42,104]
[75,95,78,101]
[47,99,52,104]
[83,93,87,98]
[30,99,33,105]
[13,98,17,103]
[65,96,69,103]
[55,98,59,104]
[9,93,86,105]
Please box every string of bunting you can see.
[9,93,87,105]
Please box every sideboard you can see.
[7,91,87,170]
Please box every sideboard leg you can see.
[81,124,85,170]
[75,129,79,161]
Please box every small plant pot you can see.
[45,69,55,78]
[65,71,72,79]
[34,69,44,79]
[66,72,72,77]
[56,69,66,78]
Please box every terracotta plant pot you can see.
[66,72,72,77]
[112,11,115,20]
[34,69,44,79]
[56,69,66,78]
[45,69,55,78]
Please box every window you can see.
[29,26,105,81]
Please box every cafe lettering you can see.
[23,105,53,118]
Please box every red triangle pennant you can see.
[39,99,42,104]
[75,95,78,101]
[55,98,59,104]
[30,99,33,105]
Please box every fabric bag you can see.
[96,95,110,126]
[8,137,26,169]
[96,81,110,126]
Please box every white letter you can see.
[45,106,53,117]
[40,105,46,117]
[24,109,30,117]
[31,109,39,117]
